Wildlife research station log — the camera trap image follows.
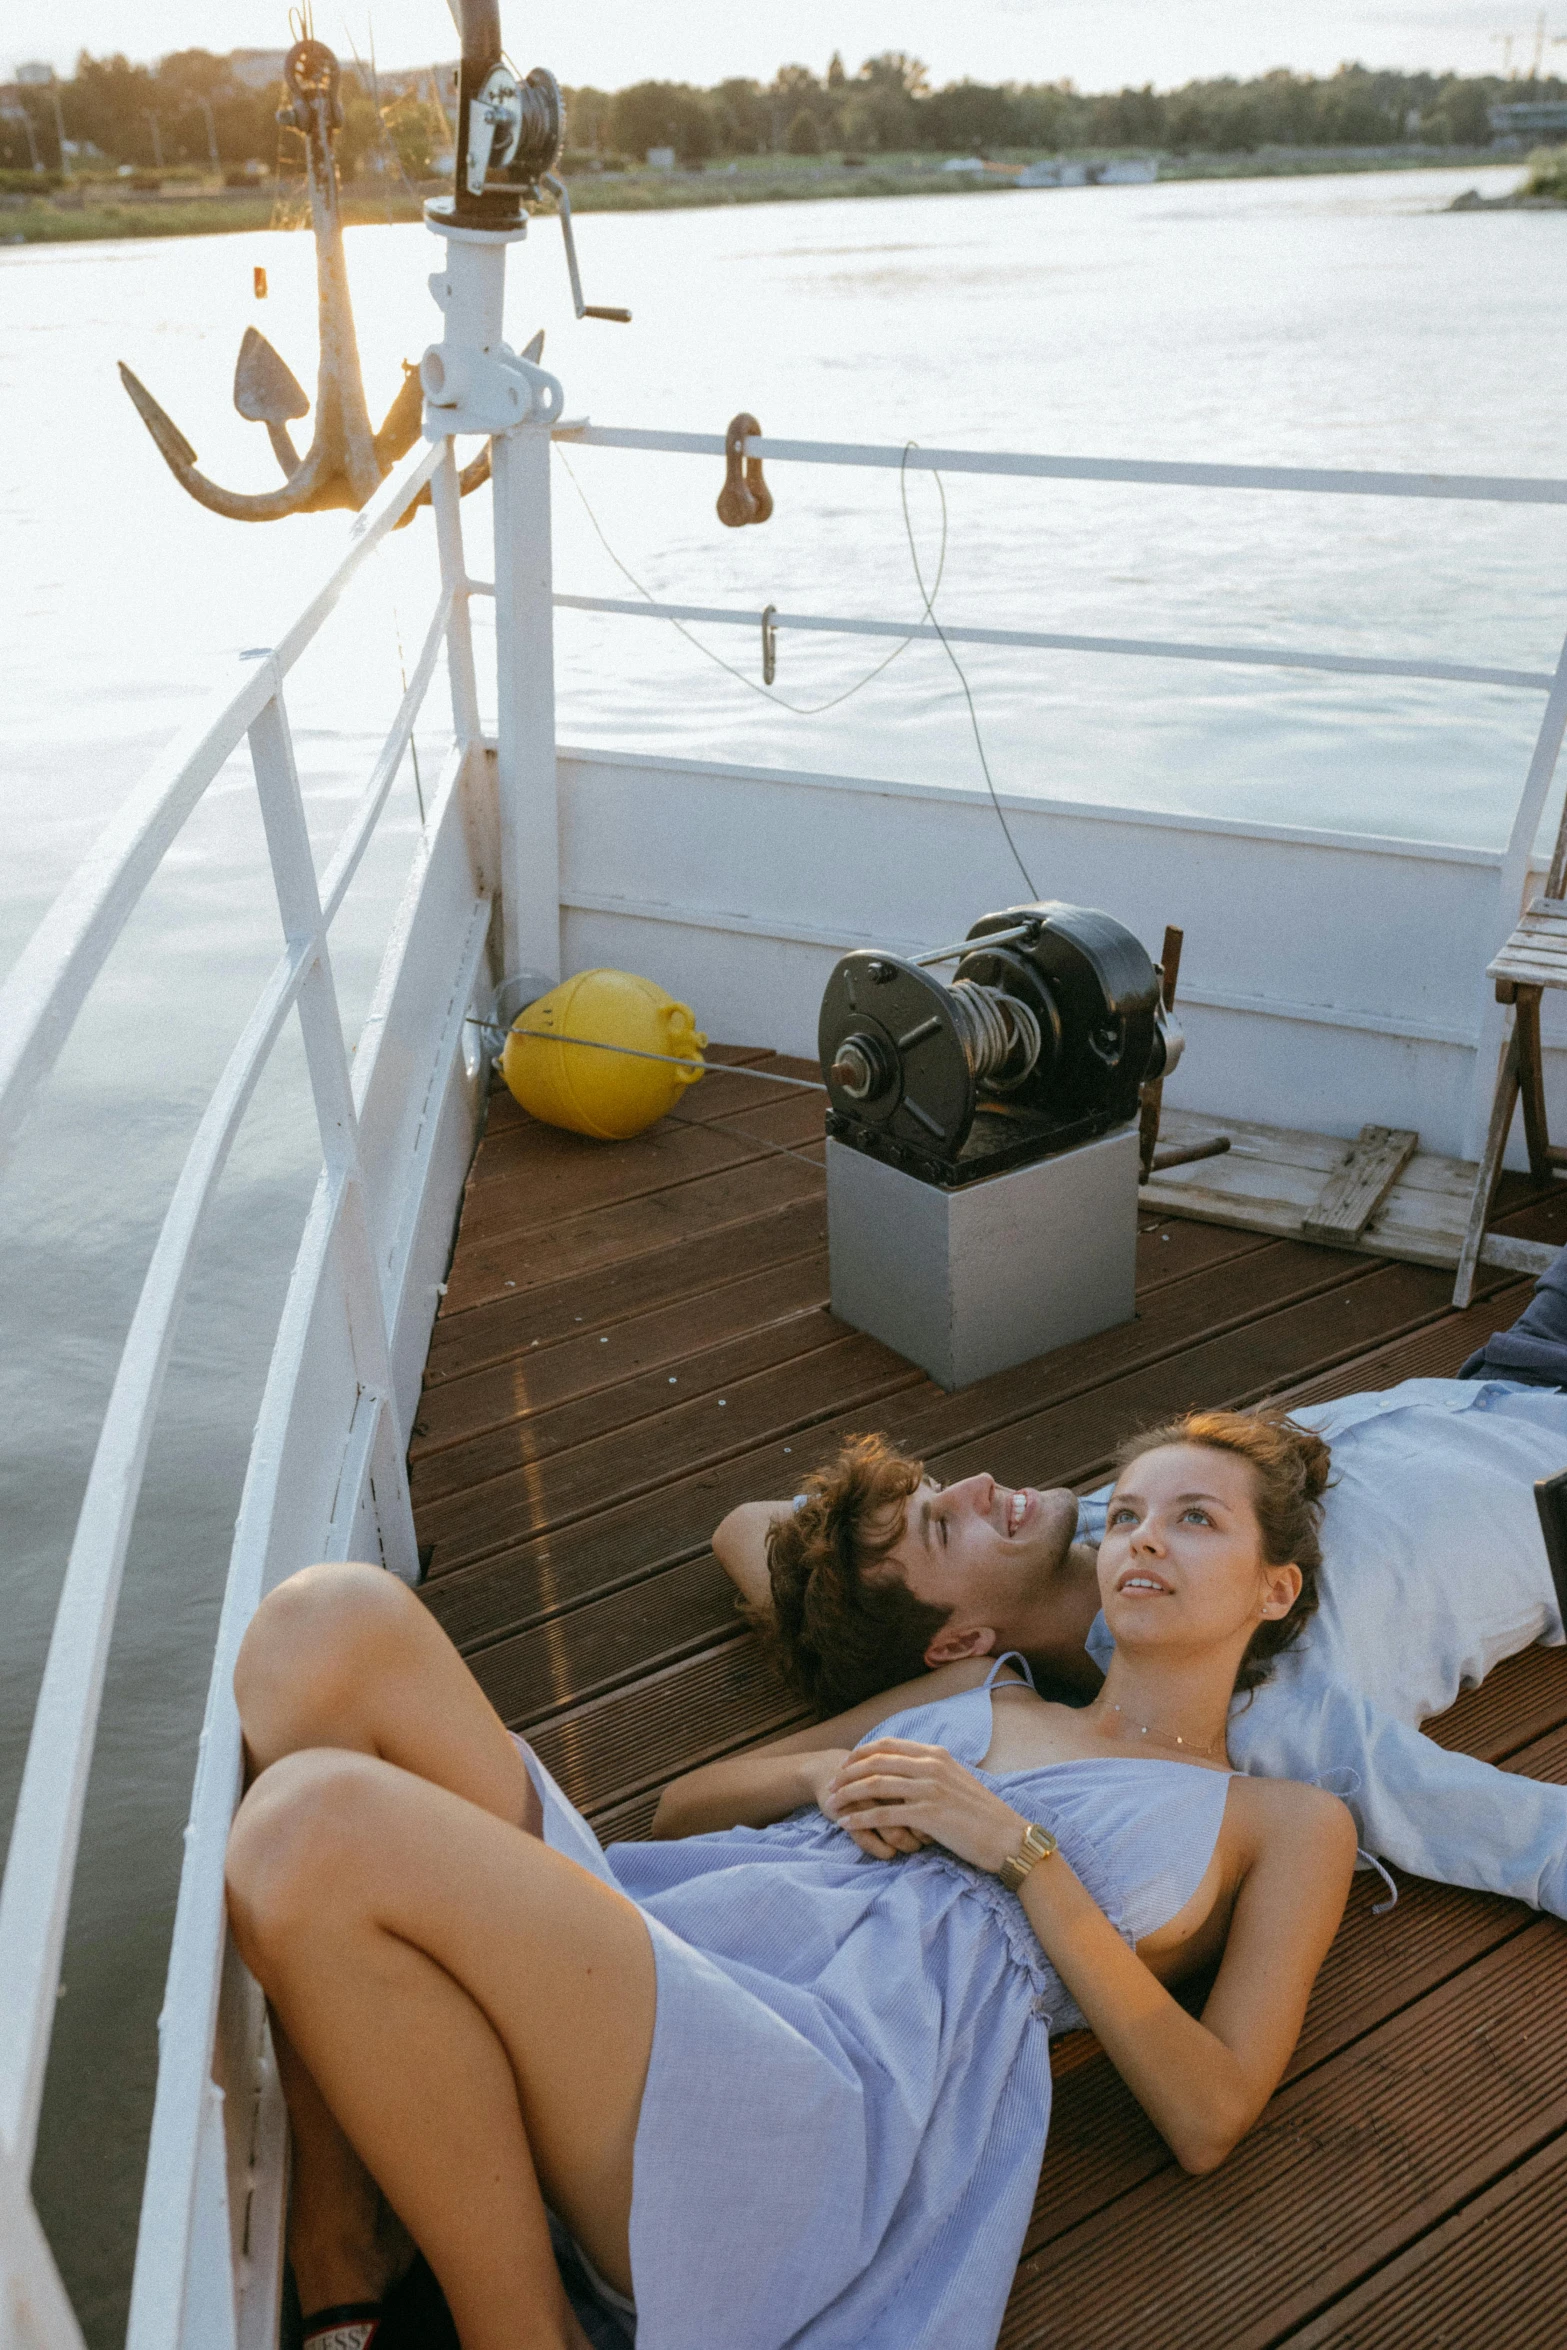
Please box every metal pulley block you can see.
[278,40,343,133]
[460,63,565,203]
[819,902,1175,1188]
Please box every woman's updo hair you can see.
[1110,1407,1333,1697]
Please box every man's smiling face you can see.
[881,1472,1083,1648]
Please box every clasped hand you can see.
[808,1739,1027,1871]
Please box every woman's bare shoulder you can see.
[1224,1771,1359,1856]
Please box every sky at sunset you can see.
[11,3,1556,90]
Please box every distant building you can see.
[646,146,675,169]
[229,50,288,90]
[14,61,53,86]
[1489,99,1567,138]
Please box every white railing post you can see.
[492,422,562,986]
[247,690,419,1580]
[430,442,482,746]
[0,2134,85,2350]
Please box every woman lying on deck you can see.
[226,1411,1356,2350]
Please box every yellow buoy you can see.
[500,968,707,1140]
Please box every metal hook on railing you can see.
[717,414,774,527]
[761,603,778,685]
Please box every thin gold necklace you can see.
[1103,1700,1225,1759]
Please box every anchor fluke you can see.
[374,364,425,473]
[234,327,310,477]
[117,362,198,472]
[234,328,309,423]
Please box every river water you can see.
[2,159,1563,2335]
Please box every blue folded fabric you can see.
[1460,1241,1567,1386]
[547,2211,636,2347]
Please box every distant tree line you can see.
[0,48,449,180]
[0,46,1543,178]
[576,56,1520,164]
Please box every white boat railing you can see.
[547,421,1567,1151]
[0,435,484,2347]
[557,423,1567,506]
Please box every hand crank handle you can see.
[543,173,632,322]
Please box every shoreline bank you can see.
[1,145,1523,248]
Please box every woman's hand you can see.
[823,1740,1028,1871]
[794,1748,918,1859]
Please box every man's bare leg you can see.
[232,1563,548,2312]
[227,1746,656,2350]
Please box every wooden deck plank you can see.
[1000,1922,1567,2350]
[412,1253,834,1463]
[667,1052,822,1123]
[442,1150,826,1315]
[441,1256,1544,1736]
[525,1637,801,1817]
[411,1297,848,1504]
[459,1091,825,1245]
[469,1555,746,1729]
[1279,2130,1567,2347]
[922,1256,1481,1495]
[425,1195,829,1385]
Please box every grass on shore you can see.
[0,145,1514,247]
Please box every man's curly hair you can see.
[744,1433,952,1716]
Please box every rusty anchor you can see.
[117,39,486,523]
[717,414,774,527]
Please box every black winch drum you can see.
[819,902,1174,1390]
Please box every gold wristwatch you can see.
[998,1822,1058,1891]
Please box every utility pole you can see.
[49,83,69,178]
[143,110,163,169]
[195,96,219,172]
[1492,30,1518,77]
[1,98,43,174]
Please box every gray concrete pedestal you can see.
[826,1126,1139,1391]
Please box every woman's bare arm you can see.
[650,1659,994,1839]
[1015,1775,1355,2171]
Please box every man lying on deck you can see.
[715,1247,1567,1916]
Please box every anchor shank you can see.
[297,70,382,510]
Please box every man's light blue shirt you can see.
[1081,1379,1567,1914]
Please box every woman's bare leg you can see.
[234,1561,548,2308]
[227,1745,657,2350]
[235,1559,538,1828]
[272,2026,414,2310]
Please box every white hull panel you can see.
[556,743,1567,1165]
